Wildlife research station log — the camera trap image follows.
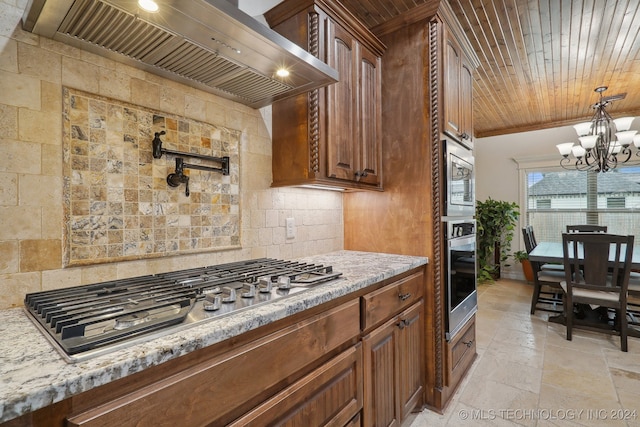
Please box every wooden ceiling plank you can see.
[572,0,596,119]
[599,1,638,106]
[461,0,527,126]
[567,0,585,120]
[335,0,640,136]
[539,0,561,124]
[457,1,504,125]
[497,0,546,127]
[583,0,616,105]
[550,0,569,122]
[612,1,640,115]
[558,0,574,122]
[593,1,626,91]
[482,0,536,124]
[541,0,559,122]
[521,0,552,123]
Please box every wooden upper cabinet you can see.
[444,37,461,138]
[265,0,385,190]
[357,45,382,185]
[459,57,474,143]
[327,21,356,181]
[443,27,474,146]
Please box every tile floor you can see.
[408,279,640,427]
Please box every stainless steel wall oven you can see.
[443,137,477,340]
[444,219,478,340]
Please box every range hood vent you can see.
[22,0,338,108]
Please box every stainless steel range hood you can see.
[22,0,338,108]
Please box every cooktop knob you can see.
[203,294,221,311]
[258,277,272,293]
[277,276,291,290]
[241,283,256,298]
[221,286,236,303]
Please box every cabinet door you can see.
[443,36,461,138]
[459,57,474,143]
[397,302,424,420]
[327,20,357,182]
[228,344,363,427]
[357,44,382,186]
[362,317,401,427]
[446,314,476,388]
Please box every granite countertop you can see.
[0,250,427,423]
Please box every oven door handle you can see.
[449,235,476,248]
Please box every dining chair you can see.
[627,271,640,327]
[522,226,565,314]
[566,224,608,233]
[522,226,564,272]
[560,232,634,352]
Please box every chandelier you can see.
[556,86,639,172]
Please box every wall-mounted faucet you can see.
[167,158,190,196]
[152,131,230,197]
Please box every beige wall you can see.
[475,125,580,279]
[0,0,343,308]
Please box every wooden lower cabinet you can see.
[362,301,424,427]
[229,344,363,426]
[445,315,476,389]
[66,301,360,427]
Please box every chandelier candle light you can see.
[557,86,640,172]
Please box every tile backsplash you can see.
[0,2,343,309]
[62,88,241,266]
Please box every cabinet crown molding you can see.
[265,0,386,55]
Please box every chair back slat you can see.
[582,240,614,286]
[522,226,536,253]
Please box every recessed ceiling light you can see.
[138,0,159,12]
[276,68,290,78]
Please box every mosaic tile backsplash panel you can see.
[62,88,240,266]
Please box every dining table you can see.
[528,241,640,338]
[528,241,640,269]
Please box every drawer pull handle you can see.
[398,292,411,301]
[397,320,406,329]
[463,340,474,348]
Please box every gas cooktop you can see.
[24,258,342,362]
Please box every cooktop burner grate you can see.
[24,258,341,360]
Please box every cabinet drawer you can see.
[66,300,360,427]
[446,315,476,387]
[229,344,363,427]
[361,272,424,331]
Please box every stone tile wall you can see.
[0,0,344,308]
[63,88,241,266]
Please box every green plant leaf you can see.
[475,198,520,283]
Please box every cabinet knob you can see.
[354,170,368,180]
[398,292,411,301]
[397,320,406,329]
[463,339,474,348]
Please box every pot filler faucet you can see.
[167,158,191,196]
[152,131,230,197]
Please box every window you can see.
[536,199,551,209]
[607,197,625,208]
[522,165,640,242]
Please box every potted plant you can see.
[476,198,520,283]
[513,250,534,282]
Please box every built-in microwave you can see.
[444,139,475,217]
